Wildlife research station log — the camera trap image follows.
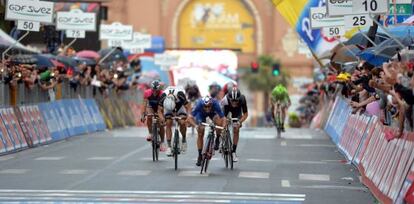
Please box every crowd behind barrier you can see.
[321,95,414,204]
[0,77,146,155]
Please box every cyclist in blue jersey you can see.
[189,96,226,166]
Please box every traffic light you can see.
[251,61,259,73]
[272,63,280,76]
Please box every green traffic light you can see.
[273,70,280,76]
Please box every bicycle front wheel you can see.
[152,122,158,162]
[174,129,179,171]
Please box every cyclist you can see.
[189,96,226,166]
[220,87,248,162]
[158,86,192,156]
[141,80,166,151]
[271,84,291,132]
[209,82,222,100]
[184,80,201,104]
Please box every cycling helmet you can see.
[163,95,176,112]
[228,87,241,101]
[202,96,213,106]
[151,80,161,90]
[223,82,237,95]
[209,82,221,91]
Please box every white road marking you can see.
[281,180,291,188]
[0,169,28,174]
[60,170,89,175]
[65,144,150,189]
[0,156,15,161]
[239,171,270,179]
[117,170,151,176]
[34,157,64,161]
[299,174,330,182]
[0,190,306,202]
[87,157,114,161]
[246,158,274,162]
[299,161,328,164]
[178,171,209,177]
[281,141,287,146]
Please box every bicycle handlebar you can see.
[201,122,224,130]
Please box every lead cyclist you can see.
[270,84,291,132]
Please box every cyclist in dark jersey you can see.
[141,80,166,152]
[220,87,248,162]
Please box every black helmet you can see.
[228,87,241,101]
[151,80,161,91]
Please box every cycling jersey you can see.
[144,89,164,111]
[221,95,248,118]
[192,98,224,124]
[271,85,289,102]
[159,86,189,111]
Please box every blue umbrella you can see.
[73,57,96,66]
[358,37,413,66]
[33,54,55,68]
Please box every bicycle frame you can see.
[171,116,184,171]
[200,122,223,174]
[146,113,160,161]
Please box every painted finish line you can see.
[0,189,305,203]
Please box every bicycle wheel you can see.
[174,129,179,171]
[152,122,158,162]
[228,129,234,170]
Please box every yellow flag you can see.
[270,0,308,27]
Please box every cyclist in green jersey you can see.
[270,84,291,132]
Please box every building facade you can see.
[103,0,313,78]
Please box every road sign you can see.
[56,9,96,31]
[5,0,54,23]
[108,40,123,47]
[327,0,353,17]
[17,20,40,32]
[322,26,345,37]
[100,22,133,41]
[65,30,86,39]
[389,4,412,15]
[352,0,388,14]
[122,33,152,50]
[344,14,373,28]
[310,7,344,29]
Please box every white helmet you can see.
[163,95,176,112]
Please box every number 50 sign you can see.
[353,0,388,14]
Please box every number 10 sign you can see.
[353,0,388,14]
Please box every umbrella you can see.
[392,48,414,61]
[9,54,37,64]
[73,57,97,66]
[358,37,413,66]
[55,55,78,68]
[330,45,362,64]
[33,54,55,68]
[344,32,389,47]
[98,48,127,64]
[76,50,100,59]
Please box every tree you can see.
[242,55,290,113]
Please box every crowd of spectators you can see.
[317,51,414,137]
[0,48,143,101]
